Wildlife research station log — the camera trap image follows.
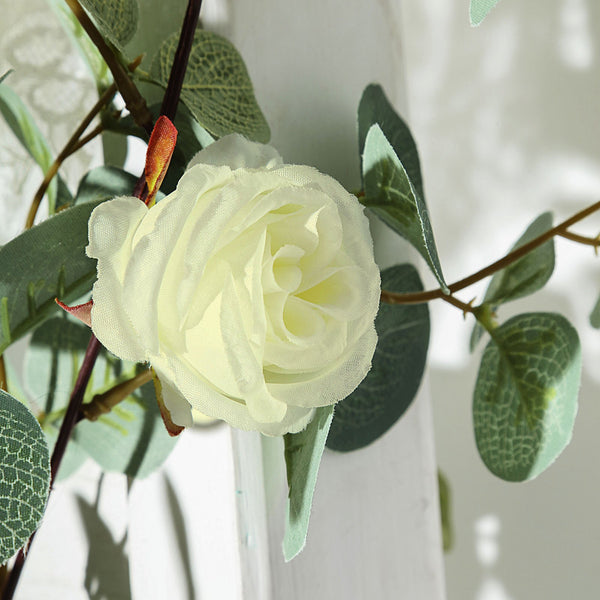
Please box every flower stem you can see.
[381,198,600,305]
[78,368,153,422]
[63,0,153,134]
[24,83,117,229]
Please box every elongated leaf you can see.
[470,212,555,351]
[363,124,448,292]
[358,84,425,200]
[26,317,178,479]
[79,0,139,50]
[0,390,50,563]
[590,294,600,328]
[473,313,581,481]
[0,202,101,354]
[283,406,334,561]
[150,30,270,143]
[470,0,501,26]
[327,264,429,451]
[0,82,73,213]
[75,166,138,204]
[438,470,453,553]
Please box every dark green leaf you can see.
[79,0,139,50]
[0,390,50,563]
[150,30,270,142]
[75,166,138,204]
[327,264,429,451]
[358,84,425,200]
[0,202,101,354]
[26,317,178,479]
[590,294,600,328]
[363,124,448,292]
[283,406,334,561]
[470,212,555,351]
[473,313,581,481]
[470,0,501,26]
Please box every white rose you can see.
[87,134,380,436]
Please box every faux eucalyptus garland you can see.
[0,0,592,596]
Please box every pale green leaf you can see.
[0,390,50,563]
[150,30,270,142]
[363,124,448,292]
[26,317,178,479]
[327,264,429,451]
[473,313,581,481]
[283,406,334,561]
[358,84,425,200]
[438,470,453,553]
[0,202,101,354]
[0,82,73,214]
[470,212,555,351]
[79,0,139,50]
[470,0,501,26]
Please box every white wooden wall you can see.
[1,1,446,598]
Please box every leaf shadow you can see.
[164,474,197,600]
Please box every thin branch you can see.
[381,199,600,305]
[64,0,153,134]
[25,83,117,229]
[160,0,203,120]
[78,368,153,422]
[558,229,600,250]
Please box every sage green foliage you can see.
[79,0,139,50]
[438,470,453,553]
[590,294,600,328]
[327,264,429,451]
[362,124,448,292]
[358,84,425,201]
[0,390,50,563]
[0,202,102,355]
[150,31,270,143]
[75,166,138,204]
[0,80,72,214]
[26,318,178,479]
[473,313,581,481]
[470,212,555,351]
[283,405,334,561]
[470,0,501,26]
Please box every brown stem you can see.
[558,230,600,249]
[381,199,600,305]
[69,123,105,154]
[63,0,153,134]
[24,84,117,229]
[79,368,153,422]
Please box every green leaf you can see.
[473,313,581,481]
[327,264,429,451]
[26,317,178,479]
[438,470,453,553]
[0,202,101,355]
[363,124,448,292]
[358,84,425,201]
[0,390,50,563]
[75,166,138,204]
[470,212,555,351]
[470,0,501,26]
[590,294,600,328]
[79,0,139,50]
[150,30,270,143]
[0,71,12,84]
[0,81,73,214]
[46,0,112,89]
[283,406,334,561]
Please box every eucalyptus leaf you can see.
[438,470,453,553]
[0,81,73,214]
[363,124,448,292]
[75,166,138,205]
[590,294,600,328]
[358,84,425,200]
[79,0,139,50]
[0,201,101,355]
[150,30,270,142]
[473,313,581,481]
[283,405,334,561]
[26,317,178,479]
[0,390,50,563]
[470,212,555,351]
[470,0,501,26]
[327,264,429,451]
